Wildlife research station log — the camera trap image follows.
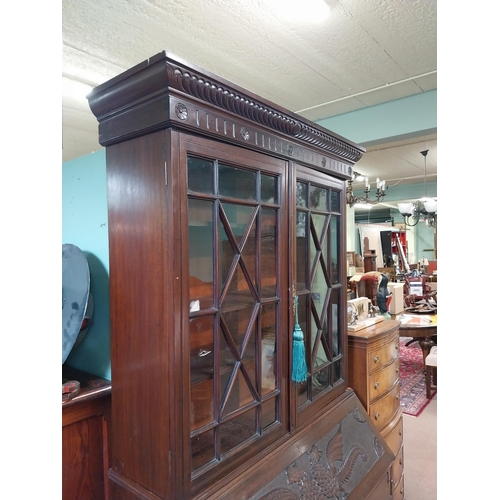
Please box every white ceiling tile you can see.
[62,0,437,187]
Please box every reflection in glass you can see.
[310,186,327,210]
[330,216,339,284]
[220,410,257,455]
[188,153,283,466]
[311,213,328,252]
[261,174,277,203]
[261,208,277,297]
[297,383,308,407]
[331,288,340,357]
[222,306,254,353]
[219,164,256,200]
[331,189,340,213]
[190,316,215,429]
[262,398,277,429]
[261,303,276,394]
[312,365,331,397]
[188,199,214,308]
[220,306,257,417]
[191,430,215,472]
[296,212,307,291]
[296,181,307,207]
[295,180,344,410]
[333,358,342,383]
[219,203,256,297]
[222,366,255,416]
[188,156,214,194]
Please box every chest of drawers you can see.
[348,319,404,499]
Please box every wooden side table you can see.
[62,366,111,500]
[392,313,437,364]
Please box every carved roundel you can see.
[287,144,294,156]
[348,166,353,176]
[175,102,188,120]
[321,157,327,168]
[240,127,250,141]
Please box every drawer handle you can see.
[396,393,400,400]
[374,356,380,363]
[399,428,402,436]
[396,368,399,374]
[374,382,379,389]
[395,343,399,350]
[374,412,380,420]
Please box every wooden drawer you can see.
[383,414,403,455]
[370,382,400,431]
[392,473,404,500]
[369,359,399,400]
[368,337,399,374]
[391,444,404,486]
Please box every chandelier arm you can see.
[404,212,420,227]
[346,182,386,208]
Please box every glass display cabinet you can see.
[88,51,396,500]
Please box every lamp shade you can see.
[398,202,414,217]
[423,199,437,214]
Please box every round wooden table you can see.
[391,313,437,364]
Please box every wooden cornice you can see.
[88,51,364,177]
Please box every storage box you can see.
[387,283,404,314]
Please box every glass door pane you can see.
[293,168,344,413]
[187,152,284,477]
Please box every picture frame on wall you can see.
[347,251,355,267]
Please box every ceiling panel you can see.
[62,0,437,187]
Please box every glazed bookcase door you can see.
[292,163,347,427]
[181,134,289,491]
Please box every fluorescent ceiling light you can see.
[269,0,330,22]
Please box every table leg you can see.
[419,337,436,366]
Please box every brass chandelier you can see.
[346,172,387,207]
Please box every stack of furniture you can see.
[348,319,404,500]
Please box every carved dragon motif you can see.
[257,422,368,500]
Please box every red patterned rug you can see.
[399,336,436,416]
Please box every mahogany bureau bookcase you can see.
[87,51,398,499]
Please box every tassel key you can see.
[291,294,307,383]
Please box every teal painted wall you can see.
[317,90,437,145]
[391,209,436,261]
[62,150,111,380]
[62,149,435,381]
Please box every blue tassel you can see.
[291,295,307,383]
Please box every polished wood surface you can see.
[393,313,437,363]
[62,366,111,500]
